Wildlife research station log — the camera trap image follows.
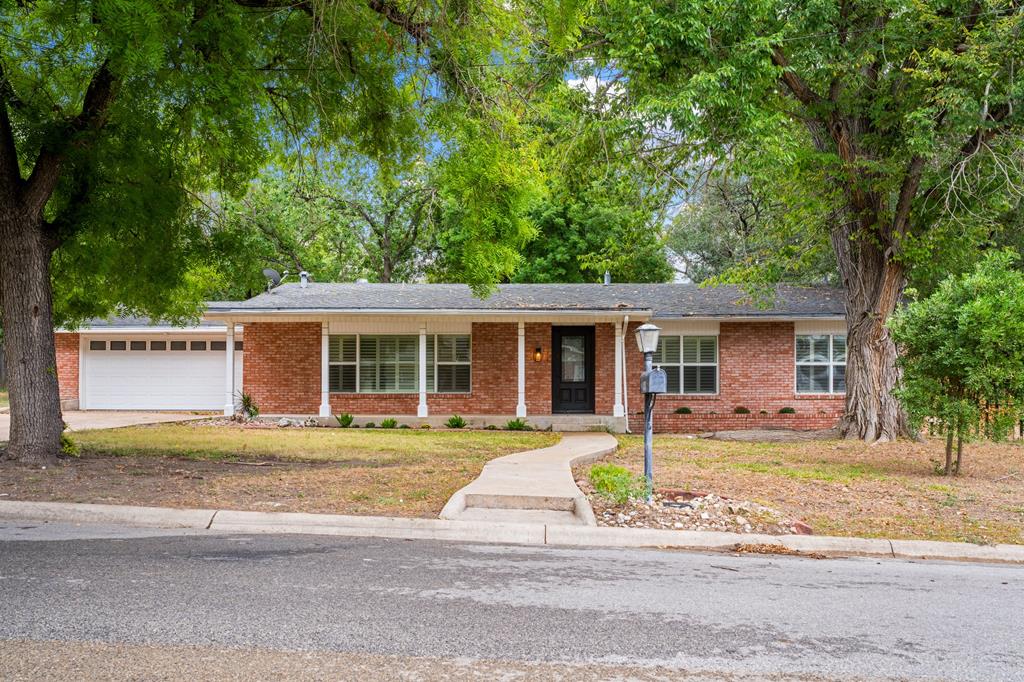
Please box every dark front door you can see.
[552,326,595,414]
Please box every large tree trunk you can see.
[833,224,911,443]
[0,209,63,466]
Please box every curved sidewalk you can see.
[440,432,617,526]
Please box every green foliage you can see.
[778,407,796,415]
[60,432,79,458]
[504,418,531,431]
[667,174,836,286]
[588,1,1024,294]
[589,463,649,504]
[733,406,750,414]
[674,406,692,414]
[238,392,259,420]
[364,422,376,429]
[446,415,467,429]
[0,0,561,328]
[380,418,398,429]
[890,251,1024,472]
[335,413,354,429]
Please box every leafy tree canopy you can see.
[582,0,1024,441]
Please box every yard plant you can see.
[446,415,467,429]
[890,251,1024,475]
[589,463,649,505]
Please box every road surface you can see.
[0,521,1021,680]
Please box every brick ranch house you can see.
[54,283,849,433]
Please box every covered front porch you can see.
[208,311,642,433]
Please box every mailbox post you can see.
[635,323,665,502]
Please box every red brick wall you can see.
[240,319,844,430]
[55,332,80,405]
[625,321,844,432]
[594,323,615,415]
[243,322,321,414]
[524,322,551,414]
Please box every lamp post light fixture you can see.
[634,323,665,502]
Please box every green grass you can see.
[73,423,558,464]
[0,391,8,409]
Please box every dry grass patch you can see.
[591,435,1024,544]
[0,423,557,518]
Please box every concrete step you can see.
[453,508,585,526]
[463,493,576,512]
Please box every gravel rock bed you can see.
[580,485,804,535]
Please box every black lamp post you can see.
[635,322,665,502]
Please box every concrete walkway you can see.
[0,411,210,441]
[440,432,618,526]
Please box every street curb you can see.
[0,500,216,529]
[2,499,1023,564]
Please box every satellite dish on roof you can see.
[262,268,282,292]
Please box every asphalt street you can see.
[0,521,1021,681]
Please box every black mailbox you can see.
[640,367,667,394]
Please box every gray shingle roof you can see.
[205,283,844,319]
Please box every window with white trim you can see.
[795,334,846,393]
[427,334,471,393]
[653,335,718,394]
[328,334,471,394]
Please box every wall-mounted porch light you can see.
[533,347,543,362]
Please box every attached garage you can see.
[80,334,242,411]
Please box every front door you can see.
[552,326,595,414]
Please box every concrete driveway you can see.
[0,411,210,442]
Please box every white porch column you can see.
[418,325,428,418]
[613,319,625,417]
[516,320,527,418]
[319,323,331,417]
[223,321,235,416]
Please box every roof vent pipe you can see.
[603,270,612,286]
[299,271,309,289]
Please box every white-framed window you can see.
[329,334,471,394]
[795,334,846,394]
[653,335,718,394]
[427,334,472,392]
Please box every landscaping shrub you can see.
[504,418,531,431]
[589,463,648,504]
[364,422,376,429]
[238,392,259,419]
[759,409,768,415]
[380,418,398,429]
[485,424,498,430]
[399,424,411,429]
[733,406,750,414]
[674,406,692,414]
[778,406,796,414]
[60,432,79,457]
[335,413,354,428]
[446,415,467,429]
[419,424,431,429]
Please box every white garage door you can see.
[82,336,243,410]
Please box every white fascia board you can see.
[204,308,653,318]
[69,325,244,334]
[651,315,846,323]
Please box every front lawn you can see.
[0,390,7,409]
[585,435,1024,545]
[0,423,558,518]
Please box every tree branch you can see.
[22,60,118,218]
[770,47,823,108]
